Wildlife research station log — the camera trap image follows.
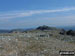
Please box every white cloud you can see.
[0,7,75,20]
[0,15,75,29]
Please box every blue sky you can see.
[0,0,75,29]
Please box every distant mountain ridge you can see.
[0,25,75,33]
[0,30,10,33]
[58,26,75,30]
[64,26,75,30]
[0,28,34,33]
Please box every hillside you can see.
[0,26,75,56]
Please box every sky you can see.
[0,0,75,29]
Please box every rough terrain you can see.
[0,29,75,56]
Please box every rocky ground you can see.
[0,30,75,56]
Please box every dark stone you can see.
[66,30,75,36]
[59,29,66,35]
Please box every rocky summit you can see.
[0,26,75,56]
